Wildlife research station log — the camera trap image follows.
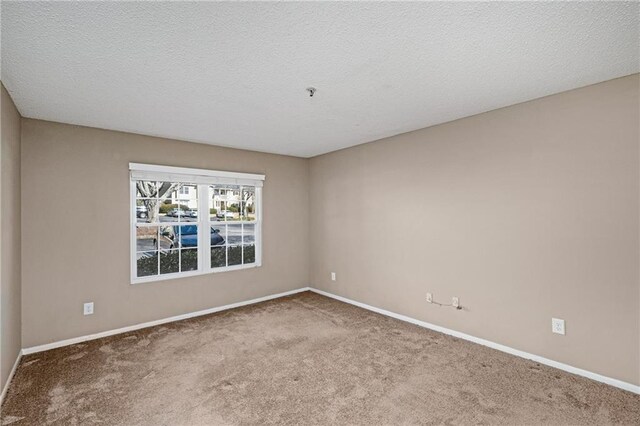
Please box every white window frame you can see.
[130,163,264,285]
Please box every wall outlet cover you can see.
[84,302,94,316]
[552,318,565,335]
[331,272,336,281]
[426,293,433,303]
[452,297,459,308]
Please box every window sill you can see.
[131,263,261,285]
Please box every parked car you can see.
[216,210,235,219]
[186,209,198,218]
[172,225,225,248]
[136,205,148,219]
[167,208,186,217]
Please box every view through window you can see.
[130,164,264,283]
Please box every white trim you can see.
[0,350,23,406]
[255,187,263,267]
[130,178,137,283]
[17,286,639,396]
[199,185,211,271]
[210,263,259,274]
[308,287,640,395]
[130,268,208,285]
[22,287,311,355]
[129,162,265,185]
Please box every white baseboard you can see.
[16,285,639,395]
[22,287,311,355]
[308,287,640,395]
[0,349,23,406]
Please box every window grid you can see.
[135,185,200,278]
[131,170,262,284]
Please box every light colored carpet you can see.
[2,291,639,425]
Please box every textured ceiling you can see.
[1,2,638,158]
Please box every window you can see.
[130,163,264,284]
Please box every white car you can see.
[167,208,186,217]
[216,210,235,219]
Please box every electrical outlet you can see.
[83,302,94,316]
[552,318,565,335]
[331,272,336,281]
[452,297,459,308]
[426,293,433,303]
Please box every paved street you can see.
[136,220,255,254]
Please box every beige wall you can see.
[1,83,22,391]
[12,74,640,388]
[21,119,309,348]
[309,75,640,386]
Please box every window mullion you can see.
[199,184,210,271]
[255,186,263,267]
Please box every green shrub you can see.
[137,246,255,278]
[211,246,225,268]
[209,244,255,269]
[136,253,158,277]
[210,208,217,214]
[228,245,242,265]
[137,249,198,277]
[243,245,256,263]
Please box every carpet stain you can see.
[1,292,639,425]
[0,416,24,425]
[64,352,87,362]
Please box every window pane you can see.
[136,181,159,198]
[227,202,240,221]
[226,224,242,246]
[228,245,242,266]
[175,184,198,222]
[162,203,189,221]
[241,187,256,221]
[135,199,153,223]
[243,224,255,245]
[157,182,181,223]
[158,200,173,221]
[137,252,158,277]
[157,181,179,202]
[210,185,241,221]
[176,224,198,249]
[209,186,220,221]
[160,249,180,274]
[159,225,176,250]
[243,245,255,264]
[136,226,158,252]
[137,199,161,224]
[181,248,198,271]
[210,226,225,247]
[211,246,226,268]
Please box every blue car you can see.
[173,225,225,248]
